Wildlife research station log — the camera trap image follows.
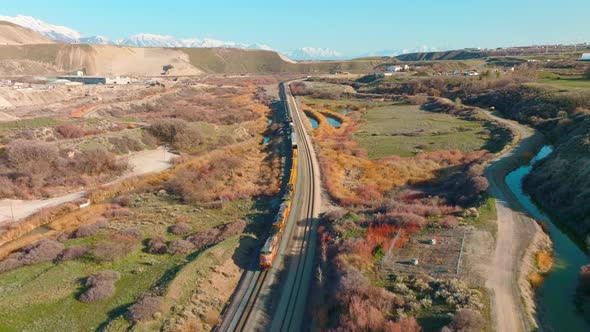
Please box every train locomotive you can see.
[259,120,298,269]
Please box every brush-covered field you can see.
[353,103,491,158]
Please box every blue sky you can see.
[2,0,589,55]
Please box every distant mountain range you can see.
[0,15,341,60]
[282,47,345,61]
[0,14,429,61]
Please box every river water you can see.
[505,145,589,331]
[306,115,341,129]
[325,116,341,128]
[306,116,318,129]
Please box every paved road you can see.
[483,111,540,332]
[218,81,321,331]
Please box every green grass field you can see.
[353,104,491,158]
[0,195,270,331]
[530,76,590,91]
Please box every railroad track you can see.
[220,269,269,331]
[216,81,320,332]
[271,81,320,331]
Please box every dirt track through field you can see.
[483,111,542,332]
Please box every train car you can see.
[272,202,289,228]
[289,149,298,188]
[260,227,281,269]
[259,122,300,269]
[291,131,298,149]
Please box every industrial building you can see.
[54,75,132,85]
[579,53,590,61]
[56,76,107,85]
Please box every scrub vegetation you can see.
[0,76,284,331]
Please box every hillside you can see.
[396,50,488,61]
[0,44,385,76]
[0,21,55,45]
[0,44,201,76]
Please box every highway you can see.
[217,81,321,331]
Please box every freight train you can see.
[260,121,298,269]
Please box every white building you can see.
[106,76,131,85]
[386,64,410,72]
[580,53,590,61]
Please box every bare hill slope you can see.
[0,44,202,76]
[0,21,55,45]
[0,43,384,76]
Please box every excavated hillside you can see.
[0,44,203,76]
[0,21,55,45]
[0,43,384,76]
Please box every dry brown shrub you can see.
[75,148,128,175]
[79,270,121,303]
[91,232,140,262]
[0,239,64,273]
[108,136,143,154]
[56,244,90,263]
[56,123,85,139]
[448,308,484,332]
[147,236,168,254]
[103,206,131,218]
[118,227,144,240]
[169,222,192,235]
[187,228,220,249]
[217,219,247,238]
[126,296,163,323]
[168,239,195,255]
[72,223,101,238]
[18,239,65,265]
[6,140,59,175]
[148,119,203,152]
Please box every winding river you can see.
[505,145,589,331]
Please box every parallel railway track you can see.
[217,81,320,332]
[272,81,319,331]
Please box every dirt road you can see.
[0,147,174,224]
[483,111,544,332]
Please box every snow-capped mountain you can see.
[78,35,113,45]
[0,15,81,42]
[116,34,273,50]
[283,47,345,60]
[117,34,186,48]
[0,14,348,59]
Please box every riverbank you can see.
[482,110,548,331]
[506,145,590,331]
